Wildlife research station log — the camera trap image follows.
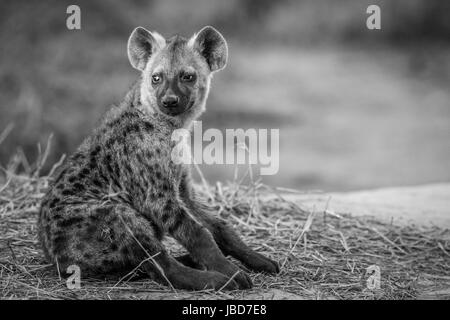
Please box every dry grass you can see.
[0,140,449,300]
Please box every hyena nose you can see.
[162,95,179,108]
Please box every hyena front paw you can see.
[170,270,240,291]
[232,269,253,289]
[212,261,253,289]
[243,252,280,274]
[208,271,244,291]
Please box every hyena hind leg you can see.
[48,203,241,290]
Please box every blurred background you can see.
[0,0,449,191]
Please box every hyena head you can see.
[127,26,228,126]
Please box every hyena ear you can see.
[127,27,166,71]
[189,26,228,72]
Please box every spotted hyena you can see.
[38,26,279,290]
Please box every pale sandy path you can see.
[282,183,450,229]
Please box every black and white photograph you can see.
[0,0,449,305]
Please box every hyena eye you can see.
[180,73,195,83]
[151,74,162,84]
